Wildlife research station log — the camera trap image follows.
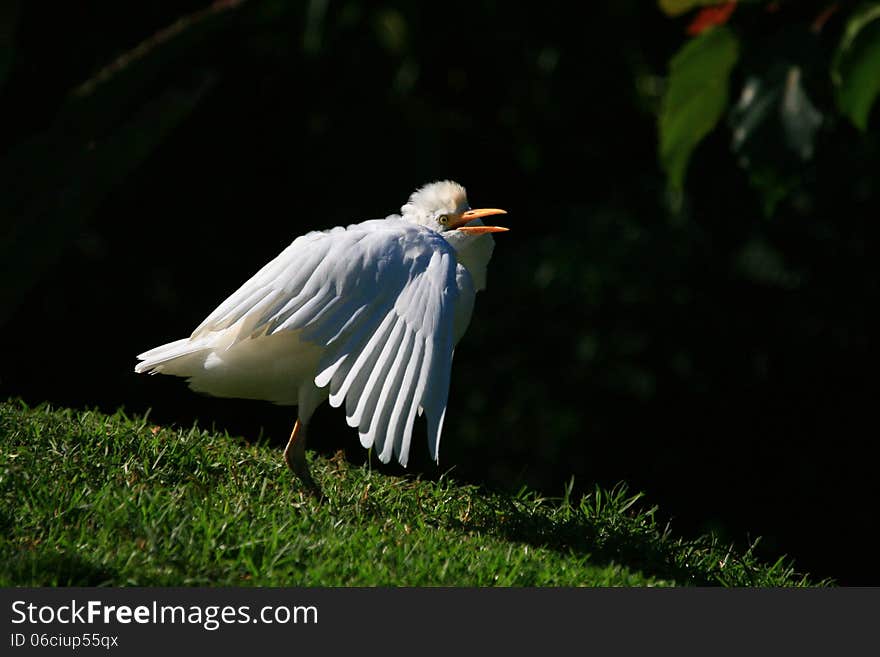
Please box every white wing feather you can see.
[145,217,465,467]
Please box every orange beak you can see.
[450,208,509,234]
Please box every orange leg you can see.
[283,419,321,497]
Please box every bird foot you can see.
[283,419,323,500]
[287,455,323,499]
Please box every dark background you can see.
[1,1,877,584]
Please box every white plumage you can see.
[135,180,507,491]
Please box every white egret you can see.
[135,180,507,493]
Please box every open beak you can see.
[450,208,509,234]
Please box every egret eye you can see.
[437,214,449,226]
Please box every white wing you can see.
[186,217,464,467]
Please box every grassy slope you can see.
[0,400,821,586]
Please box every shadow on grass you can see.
[472,513,697,584]
[1,547,119,586]
[451,485,777,586]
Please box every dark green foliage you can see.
[660,26,739,190]
[659,1,880,205]
[832,3,880,130]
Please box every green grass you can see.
[0,400,823,586]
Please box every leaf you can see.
[832,2,880,131]
[658,0,765,18]
[659,26,740,190]
[733,67,822,160]
[687,2,737,36]
[779,67,823,159]
[659,0,725,17]
[730,64,823,216]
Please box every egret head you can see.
[400,180,508,237]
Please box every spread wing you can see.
[189,218,462,467]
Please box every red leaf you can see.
[687,2,737,36]
[811,3,839,33]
